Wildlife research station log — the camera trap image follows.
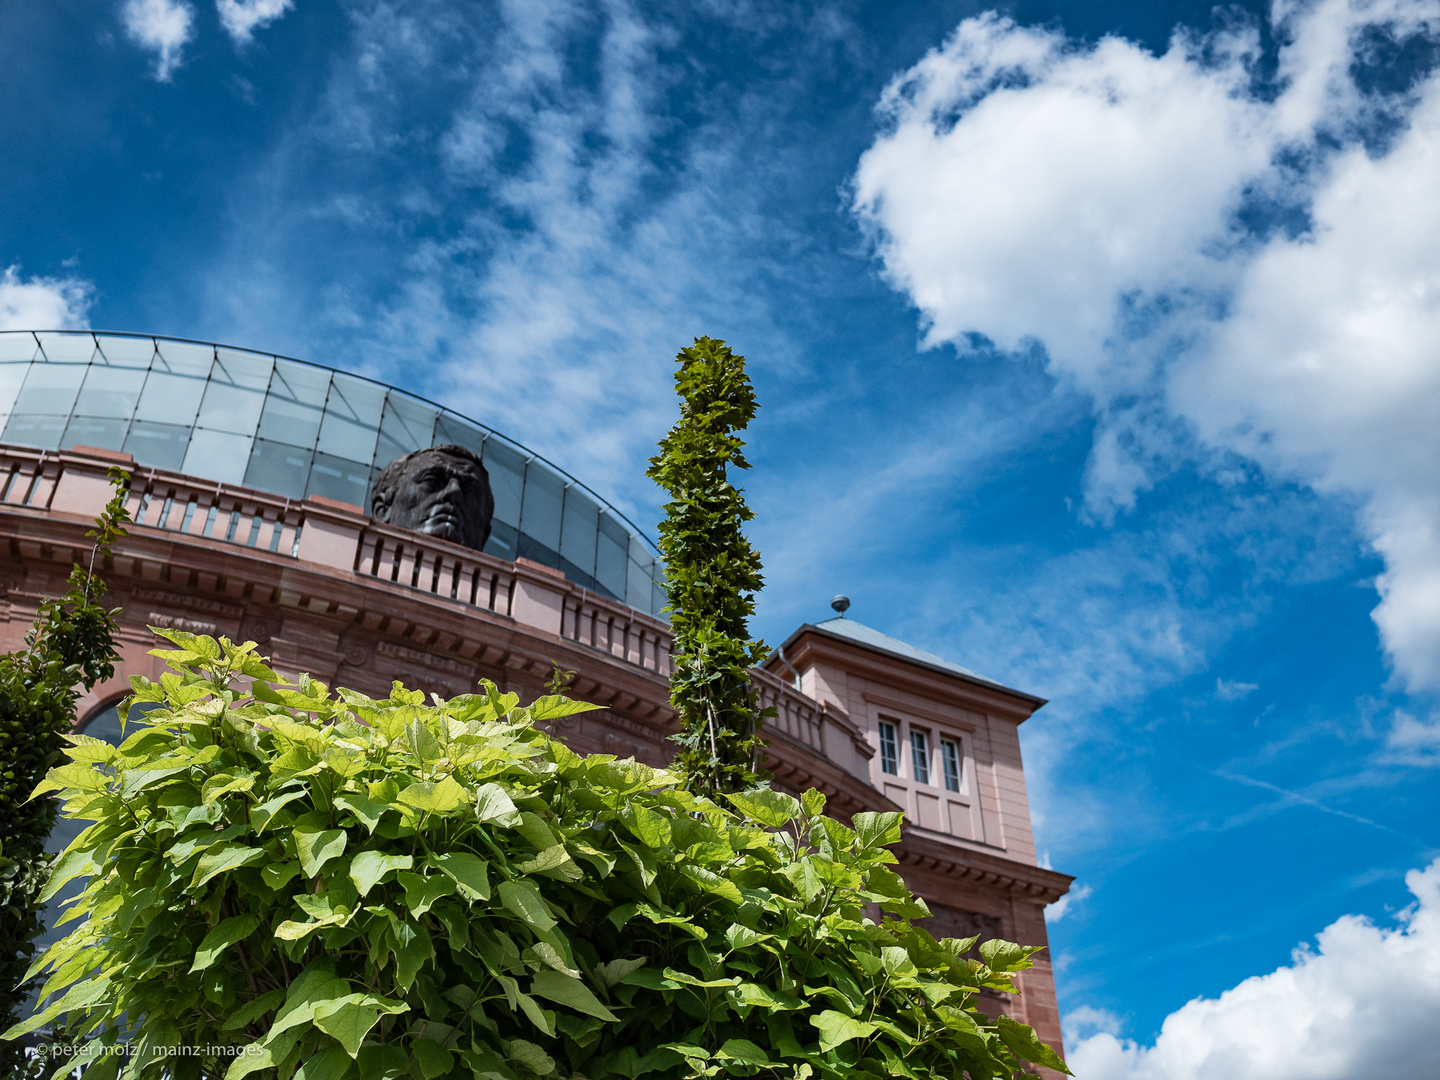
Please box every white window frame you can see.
[878,719,899,776]
[909,727,932,785]
[869,704,983,842]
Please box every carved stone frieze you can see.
[129,586,245,619]
[147,612,219,636]
[375,639,475,678]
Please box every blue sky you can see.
[4,1,1440,1075]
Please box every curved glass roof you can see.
[0,330,666,617]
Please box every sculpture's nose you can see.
[439,475,463,499]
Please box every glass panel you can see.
[626,548,652,611]
[151,339,214,376]
[35,331,96,363]
[2,413,67,448]
[259,360,329,448]
[12,360,85,416]
[519,464,563,553]
[134,371,206,425]
[214,348,274,388]
[0,361,32,413]
[317,372,384,462]
[73,364,145,419]
[62,416,128,452]
[910,730,930,784]
[482,439,525,526]
[306,452,371,509]
[942,740,961,793]
[434,413,488,457]
[183,429,253,484]
[375,393,438,468]
[124,420,191,470]
[483,519,518,560]
[595,512,628,599]
[197,350,272,435]
[0,333,38,362]
[93,335,155,367]
[557,556,597,591]
[243,438,313,498]
[559,487,599,581]
[879,722,898,775]
[651,572,669,619]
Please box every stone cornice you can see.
[896,832,1074,904]
[775,628,1045,724]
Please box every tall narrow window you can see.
[942,739,961,793]
[910,729,930,784]
[878,721,898,775]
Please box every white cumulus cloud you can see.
[852,0,1440,691]
[1046,882,1092,923]
[1067,859,1440,1079]
[121,0,195,81]
[216,0,294,45]
[0,266,92,331]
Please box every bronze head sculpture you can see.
[370,444,495,551]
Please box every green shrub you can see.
[0,467,128,1075]
[7,632,1068,1079]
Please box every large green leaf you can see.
[717,1038,772,1065]
[498,879,556,932]
[473,782,520,825]
[396,775,469,814]
[397,871,455,916]
[404,718,444,765]
[313,993,409,1058]
[981,938,1041,972]
[192,844,268,889]
[506,1037,556,1075]
[393,921,435,990]
[527,695,605,722]
[427,851,491,899]
[334,791,385,833]
[349,850,414,898]
[809,1009,878,1052]
[295,827,347,877]
[996,1015,1072,1073]
[190,914,261,973]
[852,810,904,849]
[37,843,106,903]
[625,804,672,848]
[530,970,619,1021]
[725,788,800,828]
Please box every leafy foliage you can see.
[0,467,129,1073]
[9,633,1068,1079]
[646,337,770,798]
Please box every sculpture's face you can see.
[376,449,492,549]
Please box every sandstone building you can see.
[0,330,1072,1062]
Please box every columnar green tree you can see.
[646,337,769,798]
[0,468,129,1071]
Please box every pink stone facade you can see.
[0,444,1072,1068]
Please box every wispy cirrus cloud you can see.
[200,0,827,520]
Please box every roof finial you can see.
[830,594,850,617]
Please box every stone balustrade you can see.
[1,444,853,767]
[353,523,517,619]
